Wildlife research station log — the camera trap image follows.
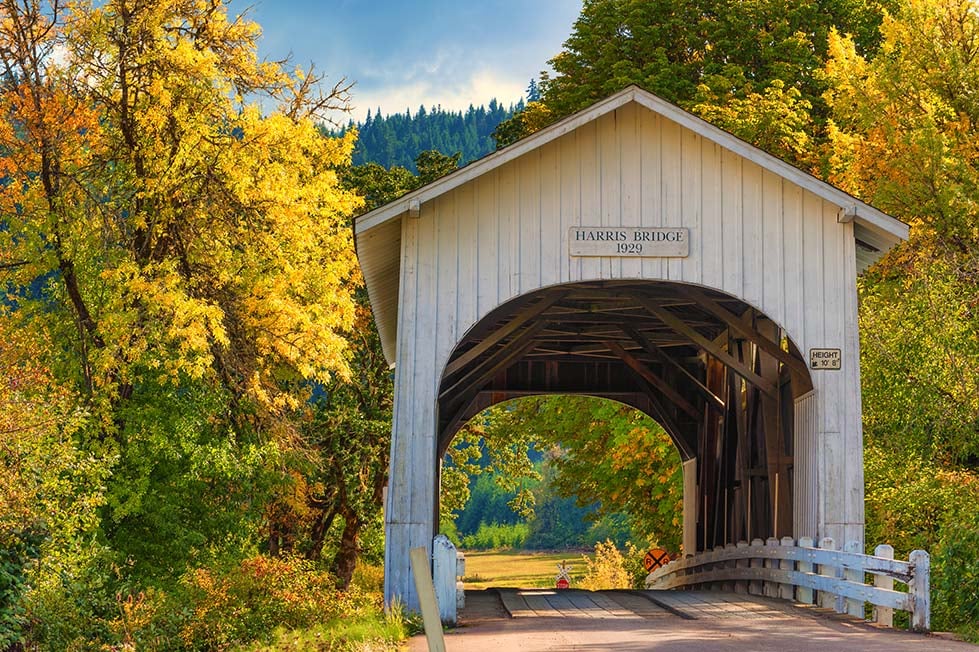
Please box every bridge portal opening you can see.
[437,280,813,555]
[441,394,684,588]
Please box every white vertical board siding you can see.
[661,116,682,282]
[599,111,621,280]
[640,108,665,280]
[540,140,562,288]
[578,119,601,282]
[518,149,542,293]
[385,103,867,608]
[435,193,459,370]
[700,140,724,290]
[456,183,477,336]
[762,171,785,325]
[619,104,643,280]
[793,391,819,540]
[680,127,702,285]
[721,148,744,297]
[475,170,498,317]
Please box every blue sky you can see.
[229,0,582,122]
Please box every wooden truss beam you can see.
[604,341,699,420]
[620,325,726,415]
[679,286,812,386]
[442,291,566,380]
[635,377,696,460]
[440,321,546,403]
[636,298,778,398]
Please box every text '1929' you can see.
[569,227,690,257]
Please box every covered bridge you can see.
[353,86,908,610]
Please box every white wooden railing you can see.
[645,536,930,631]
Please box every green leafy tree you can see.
[825,0,979,464]
[497,0,893,155]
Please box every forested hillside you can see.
[335,100,522,172]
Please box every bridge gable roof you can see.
[354,85,908,364]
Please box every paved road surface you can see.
[409,589,978,651]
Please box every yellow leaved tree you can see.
[0,0,364,614]
[1,0,360,417]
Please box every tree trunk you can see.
[331,507,360,589]
[306,500,340,562]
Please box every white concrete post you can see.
[764,537,779,598]
[734,541,749,594]
[779,536,795,600]
[456,551,466,611]
[749,538,764,595]
[817,537,837,610]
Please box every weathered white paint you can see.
[873,544,895,627]
[362,94,904,611]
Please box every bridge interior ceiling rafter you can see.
[437,280,810,547]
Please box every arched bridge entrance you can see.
[437,279,809,551]
[353,86,908,611]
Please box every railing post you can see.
[796,536,814,605]
[844,540,864,618]
[723,543,736,592]
[456,551,466,612]
[817,537,838,611]
[873,544,894,627]
[735,541,749,594]
[764,537,779,598]
[909,550,931,632]
[749,539,765,595]
[779,536,795,600]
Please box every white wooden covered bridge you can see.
[353,86,909,615]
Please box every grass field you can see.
[460,550,593,589]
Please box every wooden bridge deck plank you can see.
[585,591,646,618]
[604,591,675,619]
[542,590,592,617]
[522,592,564,617]
[496,589,536,618]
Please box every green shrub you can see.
[239,605,408,652]
[99,555,345,650]
[460,522,529,550]
[933,512,979,640]
[0,526,44,649]
[24,545,120,651]
[621,542,653,589]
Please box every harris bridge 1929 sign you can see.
[569,227,689,257]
